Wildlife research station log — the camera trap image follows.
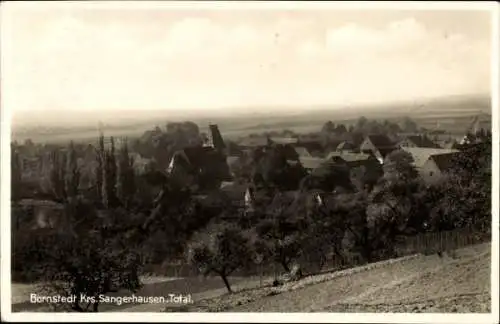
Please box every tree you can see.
[321,121,336,134]
[140,182,210,262]
[11,145,22,201]
[187,222,253,293]
[434,140,492,232]
[49,149,67,202]
[382,149,418,181]
[356,116,368,130]
[253,202,309,275]
[65,141,81,199]
[334,124,347,135]
[101,137,118,209]
[364,175,431,260]
[402,116,418,133]
[95,132,105,202]
[25,200,142,312]
[304,193,348,268]
[251,145,306,191]
[333,192,376,262]
[116,139,136,208]
[309,161,354,192]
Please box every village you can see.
[12,113,491,211]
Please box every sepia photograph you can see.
[1,1,498,322]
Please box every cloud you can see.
[1,10,491,113]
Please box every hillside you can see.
[184,243,491,313]
[11,243,491,313]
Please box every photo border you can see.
[1,1,498,323]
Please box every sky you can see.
[1,2,493,119]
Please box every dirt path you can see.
[230,244,491,313]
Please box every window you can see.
[429,171,434,176]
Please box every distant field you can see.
[11,95,491,144]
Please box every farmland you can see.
[11,94,491,144]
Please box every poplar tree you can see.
[95,132,105,202]
[11,145,22,201]
[65,141,81,199]
[116,139,136,208]
[50,149,67,201]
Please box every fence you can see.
[145,227,491,284]
[394,227,490,256]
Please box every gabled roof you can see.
[401,135,441,148]
[429,152,460,172]
[169,146,232,181]
[365,134,395,149]
[402,147,459,169]
[299,157,325,170]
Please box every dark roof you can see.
[277,144,300,161]
[429,152,461,171]
[171,146,232,181]
[336,141,356,151]
[402,135,441,148]
[208,124,226,149]
[366,134,395,149]
[378,147,398,159]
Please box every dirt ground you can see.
[200,243,491,313]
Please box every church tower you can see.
[207,124,226,154]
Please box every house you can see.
[398,135,441,149]
[420,152,461,184]
[326,152,383,190]
[401,147,459,172]
[359,134,398,164]
[167,124,232,191]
